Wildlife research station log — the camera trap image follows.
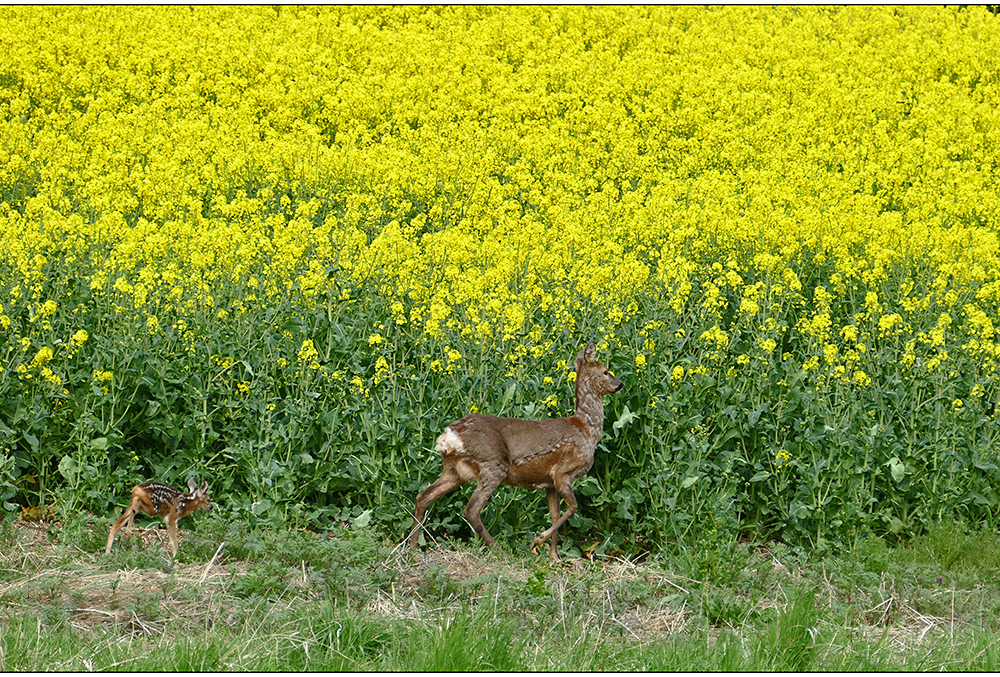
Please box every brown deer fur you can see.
[105,477,212,558]
[408,340,623,559]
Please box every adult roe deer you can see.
[105,477,212,558]
[408,340,623,560]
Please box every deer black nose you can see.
[614,382,623,392]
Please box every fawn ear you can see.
[187,477,198,493]
[583,340,597,364]
[199,481,208,494]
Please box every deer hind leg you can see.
[408,465,468,548]
[530,476,578,556]
[545,488,562,561]
[463,472,503,548]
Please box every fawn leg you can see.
[463,473,503,547]
[105,503,138,554]
[164,513,179,559]
[409,466,466,548]
[530,476,578,554]
[546,488,561,560]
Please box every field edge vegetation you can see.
[3,516,1000,671]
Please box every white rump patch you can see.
[436,427,466,455]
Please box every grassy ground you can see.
[2,514,1000,671]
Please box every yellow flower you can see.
[31,347,54,368]
[350,375,369,397]
[699,325,729,351]
[92,369,114,393]
[864,292,880,314]
[297,339,320,366]
[71,330,89,347]
[775,448,792,472]
[34,299,57,321]
[373,356,391,384]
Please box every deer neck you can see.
[574,378,606,433]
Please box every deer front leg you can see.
[545,488,561,561]
[530,477,578,556]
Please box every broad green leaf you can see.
[351,509,372,529]
[613,406,639,435]
[57,455,78,480]
[888,457,905,483]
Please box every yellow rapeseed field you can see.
[2,6,999,549]
[2,7,998,341]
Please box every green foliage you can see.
[3,260,1000,556]
[394,607,530,672]
[753,588,819,671]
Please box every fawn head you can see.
[184,476,213,513]
[575,340,623,396]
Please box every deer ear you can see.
[584,340,597,364]
[187,477,198,493]
[199,481,208,494]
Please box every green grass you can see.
[4,516,1000,671]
